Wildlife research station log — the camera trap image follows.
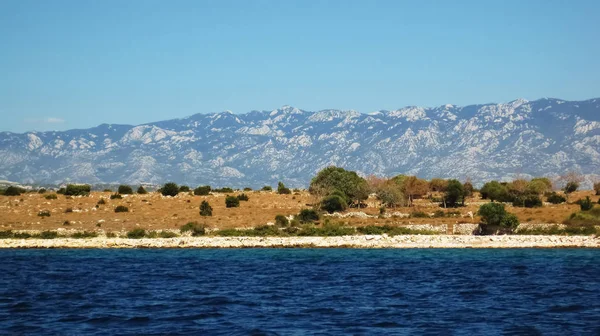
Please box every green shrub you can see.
[136,186,148,194]
[564,181,579,194]
[199,200,213,216]
[277,182,292,195]
[118,185,133,194]
[243,187,253,191]
[513,195,543,208]
[65,207,73,213]
[225,196,240,208]
[194,185,211,196]
[57,187,66,194]
[106,232,117,238]
[179,185,190,192]
[103,189,113,192]
[180,222,206,236]
[159,231,178,238]
[44,194,58,200]
[161,182,179,197]
[410,211,428,218]
[4,186,24,196]
[477,202,520,233]
[127,228,146,239]
[64,184,91,196]
[261,186,273,191]
[432,210,446,218]
[297,209,319,223]
[237,193,249,201]
[579,196,594,211]
[275,215,289,227]
[39,231,59,239]
[110,194,122,200]
[37,188,46,194]
[547,192,566,204]
[97,198,107,205]
[321,195,347,213]
[38,210,51,217]
[71,231,98,238]
[0,230,14,238]
[114,205,129,213]
[214,187,234,193]
[63,221,70,226]
[500,213,520,231]
[356,225,438,236]
[298,223,356,236]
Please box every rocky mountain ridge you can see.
[1,97,599,188]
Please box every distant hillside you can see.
[1,97,599,187]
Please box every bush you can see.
[410,211,428,218]
[357,225,438,236]
[57,187,66,194]
[118,185,133,194]
[213,187,234,193]
[594,182,600,196]
[137,186,148,194]
[547,192,566,204]
[37,188,46,194]
[199,200,213,216]
[194,185,211,196]
[321,195,347,213]
[65,207,73,213]
[237,193,249,201]
[159,231,178,238]
[114,205,129,213]
[513,195,543,208]
[564,207,600,226]
[97,198,107,205]
[261,186,273,191]
[39,231,59,239]
[179,185,190,193]
[579,196,594,211]
[444,179,465,207]
[4,186,24,196]
[180,222,206,236]
[225,196,240,208]
[110,194,122,200]
[127,228,146,239]
[243,187,253,191]
[106,232,117,238]
[71,231,99,238]
[275,215,289,227]
[564,181,579,194]
[161,182,179,197]
[477,203,520,233]
[297,223,356,236]
[38,210,51,217]
[297,209,319,223]
[44,194,58,200]
[64,184,91,196]
[433,210,446,218]
[277,182,292,195]
[103,189,113,192]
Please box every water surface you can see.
[1,248,599,335]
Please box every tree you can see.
[594,182,600,196]
[194,185,211,196]
[277,182,291,194]
[225,196,240,208]
[179,185,190,192]
[444,179,465,207]
[429,178,448,192]
[297,209,319,223]
[309,166,369,206]
[321,195,347,213]
[527,177,553,195]
[261,186,273,191]
[3,186,24,196]
[137,186,148,194]
[397,175,429,206]
[161,182,179,197]
[64,184,91,196]
[480,181,510,202]
[118,185,133,194]
[463,179,474,198]
[275,215,289,227]
[561,171,583,201]
[199,200,213,216]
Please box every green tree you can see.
[194,185,211,196]
[3,186,23,196]
[179,185,190,192]
[161,182,179,197]
[480,181,510,202]
[199,200,213,216]
[527,178,553,195]
[477,202,520,233]
[118,185,133,194]
[309,166,369,206]
[444,179,465,207]
[137,186,148,194]
[64,184,91,196]
[594,182,600,196]
[297,209,319,223]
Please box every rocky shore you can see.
[0,235,598,249]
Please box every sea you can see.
[0,248,599,335]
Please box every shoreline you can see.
[0,235,598,249]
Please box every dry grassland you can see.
[0,190,597,232]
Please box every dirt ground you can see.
[0,190,597,232]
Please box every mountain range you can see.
[1,97,599,188]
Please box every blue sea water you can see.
[0,248,599,335]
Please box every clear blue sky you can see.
[1,0,599,133]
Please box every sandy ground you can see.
[0,190,597,233]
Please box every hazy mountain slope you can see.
[1,98,599,187]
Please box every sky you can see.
[1,0,599,133]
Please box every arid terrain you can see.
[1,190,597,233]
